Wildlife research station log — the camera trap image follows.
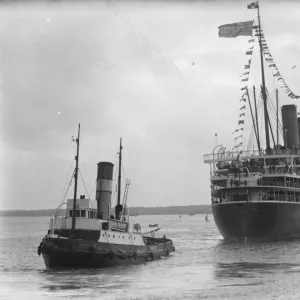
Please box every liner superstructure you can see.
[204,145,300,242]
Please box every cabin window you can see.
[81,210,86,217]
[69,210,73,217]
[76,210,80,217]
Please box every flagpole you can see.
[257,2,271,151]
[253,85,261,153]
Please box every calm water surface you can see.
[1,214,300,299]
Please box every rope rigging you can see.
[78,169,91,200]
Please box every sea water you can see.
[1,214,300,299]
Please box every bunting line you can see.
[260,28,300,99]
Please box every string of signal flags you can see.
[217,1,299,150]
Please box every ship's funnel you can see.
[281,105,299,149]
[96,162,114,220]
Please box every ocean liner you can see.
[203,2,300,242]
[37,124,175,267]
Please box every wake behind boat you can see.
[203,2,300,242]
[37,124,175,268]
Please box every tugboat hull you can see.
[42,251,148,268]
[212,201,300,242]
[38,237,175,268]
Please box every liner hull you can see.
[212,201,300,242]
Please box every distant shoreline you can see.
[0,205,212,217]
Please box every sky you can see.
[0,0,299,210]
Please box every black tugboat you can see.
[37,124,175,267]
[203,2,300,242]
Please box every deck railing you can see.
[204,148,300,162]
[213,193,300,204]
[212,179,300,190]
[211,165,300,175]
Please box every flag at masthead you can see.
[247,1,258,9]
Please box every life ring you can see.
[133,223,141,232]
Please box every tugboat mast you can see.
[114,137,123,220]
[117,138,122,206]
[71,123,80,236]
[257,3,270,150]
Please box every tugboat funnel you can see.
[96,162,114,220]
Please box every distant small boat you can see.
[188,213,195,216]
[205,214,209,222]
[130,212,139,216]
[149,224,159,227]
